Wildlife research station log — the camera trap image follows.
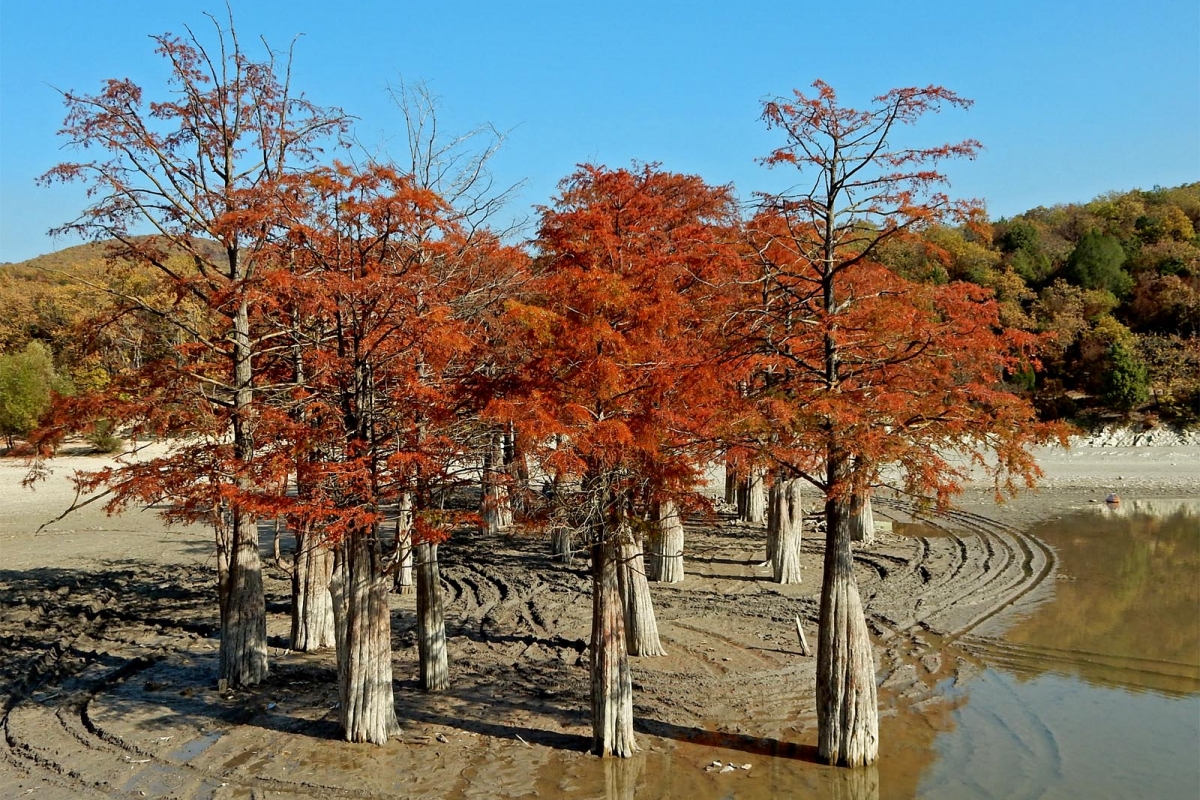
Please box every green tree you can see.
[1104,340,1150,411]
[1066,231,1132,296]
[0,341,71,450]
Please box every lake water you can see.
[903,498,1200,799]
[493,499,1200,799]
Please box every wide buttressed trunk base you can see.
[331,529,400,745]
[649,501,684,583]
[219,513,269,687]
[416,542,449,692]
[292,525,336,651]
[772,477,804,584]
[817,496,879,767]
[591,537,638,757]
[617,524,666,657]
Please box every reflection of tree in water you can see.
[1002,506,1200,694]
[831,765,880,800]
[603,754,644,800]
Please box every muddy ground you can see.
[1,444,1196,799]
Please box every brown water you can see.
[521,500,1200,799]
[914,498,1200,799]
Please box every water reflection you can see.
[602,754,644,800]
[1002,499,1200,695]
[915,497,1200,799]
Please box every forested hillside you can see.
[0,241,205,447]
[877,183,1199,423]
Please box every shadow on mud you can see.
[636,717,823,762]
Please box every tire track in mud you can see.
[0,513,1061,798]
[862,500,1065,775]
[871,498,1056,641]
[0,566,412,799]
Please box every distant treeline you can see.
[874,182,1199,423]
[2,182,1199,448]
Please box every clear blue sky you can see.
[2,0,1197,263]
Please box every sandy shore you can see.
[1,438,1197,799]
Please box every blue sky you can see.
[2,0,1197,263]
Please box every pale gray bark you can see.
[392,494,414,594]
[740,470,766,524]
[816,495,879,766]
[503,422,530,516]
[766,478,780,563]
[481,430,513,533]
[618,523,666,657]
[849,493,875,546]
[649,501,684,583]
[772,477,803,584]
[331,528,400,744]
[291,525,335,651]
[416,542,449,691]
[550,524,574,563]
[218,283,269,689]
[218,507,269,687]
[591,536,637,757]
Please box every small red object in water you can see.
[1105,493,1121,505]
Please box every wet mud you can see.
[1,474,1195,799]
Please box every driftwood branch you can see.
[795,615,812,657]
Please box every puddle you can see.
[168,731,222,763]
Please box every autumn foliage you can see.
[20,15,1088,765]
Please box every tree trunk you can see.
[740,470,766,524]
[330,527,400,744]
[618,522,666,657]
[504,422,530,516]
[219,281,268,688]
[849,493,875,546]
[291,524,335,651]
[766,478,780,563]
[816,494,879,766]
[591,536,638,757]
[392,495,414,594]
[772,477,803,584]
[550,523,574,563]
[649,501,684,583]
[481,430,513,533]
[724,462,738,505]
[415,542,449,692]
[218,508,269,687]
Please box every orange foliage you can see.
[495,163,744,506]
[738,82,1065,505]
